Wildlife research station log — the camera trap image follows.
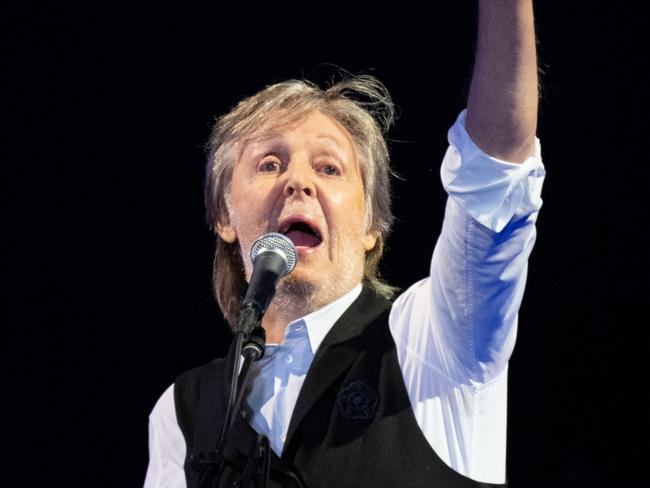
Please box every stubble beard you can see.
[271,275,319,317]
[269,246,365,321]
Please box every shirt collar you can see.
[283,283,363,355]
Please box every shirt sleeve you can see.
[388,109,545,483]
[391,108,546,384]
[144,384,188,488]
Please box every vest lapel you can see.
[282,287,392,452]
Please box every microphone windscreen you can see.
[249,233,298,275]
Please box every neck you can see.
[261,303,305,344]
[260,283,318,344]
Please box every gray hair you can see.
[205,74,398,327]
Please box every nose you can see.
[283,158,316,198]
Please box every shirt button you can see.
[284,354,293,364]
[294,324,304,332]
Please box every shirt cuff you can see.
[440,109,546,233]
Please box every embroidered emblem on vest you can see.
[336,380,379,420]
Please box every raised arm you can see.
[465,0,538,163]
[391,0,545,390]
[387,5,544,481]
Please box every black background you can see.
[3,1,648,486]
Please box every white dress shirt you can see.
[144,109,546,486]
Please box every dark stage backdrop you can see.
[3,2,647,486]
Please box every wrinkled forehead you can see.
[236,107,317,145]
[232,109,361,168]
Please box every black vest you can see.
[174,287,506,488]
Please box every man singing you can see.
[145,1,546,486]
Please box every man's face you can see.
[217,110,377,305]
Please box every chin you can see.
[278,271,319,297]
[279,265,360,308]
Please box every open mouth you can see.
[279,220,322,248]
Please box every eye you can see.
[258,158,281,172]
[319,164,340,176]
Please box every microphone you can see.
[238,232,298,334]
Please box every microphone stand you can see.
[199,308,271,488]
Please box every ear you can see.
[362,229,378,252]
[216,220,237,243]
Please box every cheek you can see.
[347,192,368,227]
[327,187,368,238]
[229,178,281,229]
[330,181,365,212]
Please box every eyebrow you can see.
[241,132,352,165]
